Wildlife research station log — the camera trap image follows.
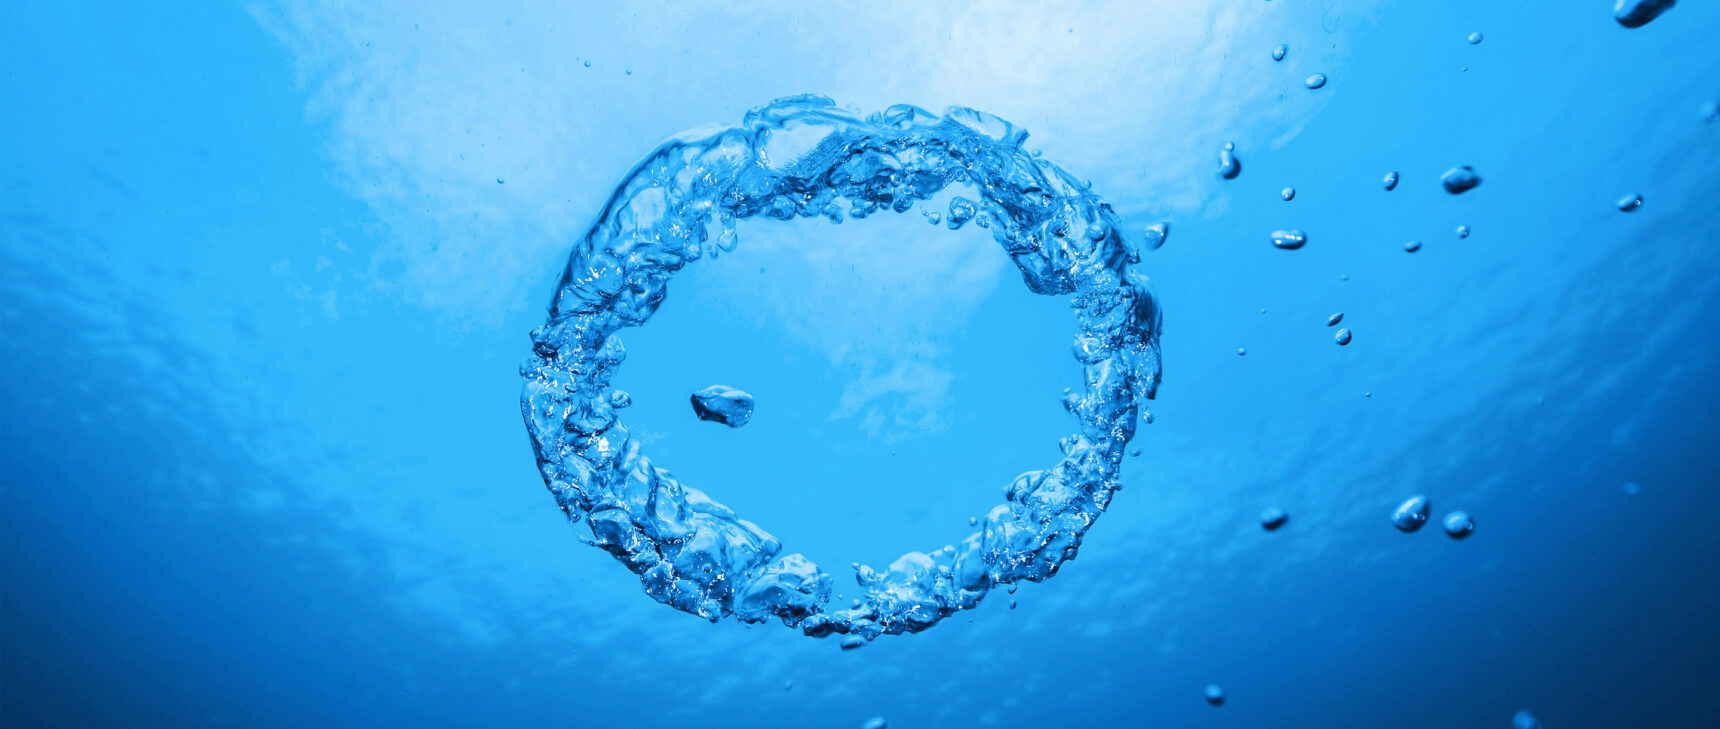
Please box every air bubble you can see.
[1443,511,1475,539]
[1441,166,1482,194]
[1392,495,1431,533]
[1468,31,1484,44]
[1260,508,1289,531]
[691,385,755,427]
[609,390,632,408]
[1143,221,1170,251]
[1271,229,1307,250]
[1328,313,1343,327]
[1237,348,1247,356]
[1383,171,1399,191]
[1617,194,1643,212]
[1614,0,1675,28]
[947,197,977,229]
[1281,187,1296,201]
[1219,143,1242,179]
[1205,684,1226,707]
[1622,481,1642,496]
[1272,44,1287,62]
[862,717,887,729]
[1304,73,1327,89]
[1404,240,1422,253]
[924,210,942,225]
[1335,328,1352,346]
[840,636,866,651]
[1456,225,1471,239]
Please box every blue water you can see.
[3,2,1718,727]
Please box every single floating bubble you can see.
[1701,100,1720,123]
[1204,684,1227,707]
[691,385,755,428]
[1271,229,1307,250]
[1334,328,1353,346]
[496,177,506,184]
[862,717,888,729]
[1622,481,1642,496]
[1128,447,1142,457]
[1404,240,1422,253]
[583,60,592,68]
[1008,598,1018,609]
[1441,165,1482,194]
[1281,187,1296,201]
[1614,0,1675,28]
[1392,495,1431,533]
[1260,507,1289,531]
[1304,73,1328,89]
[784,680,793,691]
[1328,312,1344,327]
[1468,31,1484,44]
[1143,221,1170,251]
[1512,710,1543,729]
[1219,142,1242,179]
[1617,194,1644,212]
[946,197,977,229]
[608,390,632,409]
[1237,348,1247,356]
[1383,171,1399,191]
[1272,44,1288,61]
[1442,511,1476,539]
[840,636,866,651]
[1456,225,1471,238]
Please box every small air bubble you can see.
[609,390,632,408]
[1218,143,1242,179]
[1260,507,1289,531]
[1272,44,1287,62]
[1237,348,1247,356]
[583,61,591,68]
[1622,482,1642,496]
[1443,511,1476,539]
[1468,31,1484,44]
[1143,221,1170,251]
[1281,187,1296,201]
[1271,229,1307,250]
[1328,312,1344,327]
[1392,495,1431,533]
[1456,225,1471,238]
[1205,684,1226,707]
[1404,240,1422,253]
[1617,194,1643,212]
[840,636,866,651]
[1441,166,1482,194]
[924,210,943,225]
[496,177,506,184]
[1383,171,1399,191]
[1335,328,1353,345]
[1304,73,1327,89]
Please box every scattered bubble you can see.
[923,210,942,225]
[1271,229,1308,250]
[1456,225,1471,238]
[1442,511,1476,539]
[1441,165,1482,194]
[608,390,632,409]
[1392,495,1431,533]
[840,636,866,651]
[1272,44,1288,61]
[1304,73,1328,89]
[1468,31,1484,44]
[1335,328,1353,346]
[1260,507,1289,531]
[1383,171,1399,191]
[946,197,978,229]
[1512,710,1542,729]
[1404,240,1422,253]
[1205,684,1227,707]
[1219,142,1242,179]
[691,385,755,428]
[1143,221,1170,251]
[1614,0,1676,28]
[862,717,888,729]
[1617,194,1644,212]
[1328,312,1344,327]
[1281,187,1296,201]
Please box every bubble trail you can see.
[1328,312,1344,327]
[1271,229,1307,250]
[1383,171,1399,191]
[1443,511,1476,539]
[1143,221,1170,251]
[1260,508,1289,531]
[1404,240,1422,253]
[1393,495,1431,532]
[1305,73,1328,89]
[1205,684,1226,707]
[1442,166,1482,194]
[1281,187,1296,201]
[1618,194,1644,212]
[522,96,1164,642]
[1614,0,1675,28]
[691,385,755,427]
[1219,142,1242,179]
[1335,328,1353,345]
[1272,44,1287,61]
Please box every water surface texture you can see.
[4,2,1719,728]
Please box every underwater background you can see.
[4,1,1718,727]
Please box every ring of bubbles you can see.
[521,95,1162,642]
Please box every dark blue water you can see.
[5,2,1719,727]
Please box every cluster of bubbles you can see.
[522,95,1163,642]
[1392,495,1475,539]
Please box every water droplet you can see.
[1383,171,1399,191]
[924,210,943,225]
[1237,348,1247,356]
[1392,495,1431,533]
[862,717,888,729]
[1218,143,1242,179]
[1442,511,1476,539]
[1272,44,1288,61]
[1404,240,1422,253]
[1617,194,1644,212]
[1334,328,1353,345]
[691,385,755,427]
[1260,508,1289,531]
[1281,187,1296,201]
[1614,0,1676,28]
[609,390,632,408]
[1271,229,1307,250]
[1143,221,1170,251]
[1328,312,1344,327]
[1441,166,1482,194]
[1304,73,1328,89]
[1204,684,1227,707]
[840,636,866,651]
[1456,225,1471,238]
[1468,31,1484,44]
[947,197,978,229]
[1622,481,1642,496]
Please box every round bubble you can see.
[1443,511,1476,539]
[521,96,1163,641]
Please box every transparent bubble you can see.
[1335,328,1353,346]
[1305,73,1328,89]
[840,636,866,651]
[1219,143,1242,179]
[1383,171,1399,191]
[1443,511,1476,539]
[1392,495,1431,533]
[1512,710,1542,729]
[1272,44,1288,62]
[1456,225,1471,239]
[1271,229,1307,250]
[609,390,632,409]
[1328,312,1344,327]
[1441,166,1482,194]
[1622,481,1642,496]
[1468,31,1484,44]
[691,385,755,427]
[1281,187,1296,201]
[863,717,887,729]
[1143,221,1170,251]
[1617,194,1643,212]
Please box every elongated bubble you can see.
[1383,171,1399,191]
[1617,194,1644,212]
[1614,0,1675,28]
[1272,44,1287,62]
[522,96,1163,641]
[1468,31,1484,44]
[1392,495,1431,532]
[691,385,755,427]
[1305,73,1328,89]
[1260,508,1289,531]
[862,718,887,729]
[1404,240,1422,253]
[1271,229,1307,250]
[1513,710,1543,729]
[1441,166,1482,194]
[1205,684,1226,707]
[1328,312,1344,327]
[1219,142,1242,179]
